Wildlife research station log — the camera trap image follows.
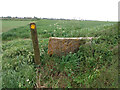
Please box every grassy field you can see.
[2,20,35,32]
[2,19,116,41]
[2,19,118,88]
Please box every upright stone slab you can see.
[48,37,94,56]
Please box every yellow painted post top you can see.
[30,23,36,30]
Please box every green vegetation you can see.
[2,19,115,41]
[2,19,118,88]
[2,20,34,32]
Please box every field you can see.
[2,19,118,88]
[2,20,35,32]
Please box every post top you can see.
[30,23,36,25]
[30,23,36,30]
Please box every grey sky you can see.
[1,0,119,21]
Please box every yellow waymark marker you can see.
[30,24,35,29]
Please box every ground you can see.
[1,19,118,88]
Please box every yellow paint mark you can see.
[31,24,35,29]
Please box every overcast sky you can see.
[1,0,119,21]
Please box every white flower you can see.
[26,79,29,82]
[44,30,47,32]
[19,83,21,87]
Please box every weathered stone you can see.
[48,37,95,56]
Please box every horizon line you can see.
[0,16,118,22]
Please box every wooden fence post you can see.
[30,23,40,65]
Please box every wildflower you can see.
[19,83,21,87]
[26,79,29,82]
[44,30,47,32]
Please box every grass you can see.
[2,19,116,41]
[0,44,1,88]
[2,20,36,32]
[2,19,118,88]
